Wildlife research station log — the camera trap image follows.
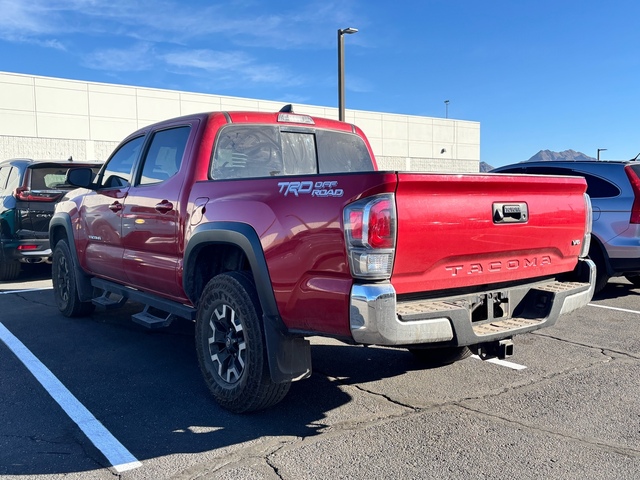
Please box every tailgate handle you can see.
[493,203,528,224]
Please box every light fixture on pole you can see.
[597,148,607,161]
[338,27,358,122]
[444,100,450,119]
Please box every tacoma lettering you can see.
[445,256,552,276]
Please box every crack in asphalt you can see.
[14,292,54,308]
[312,368,420,413]
[308,349,639,465]
[456,403,640,458]
[533,330,640,360]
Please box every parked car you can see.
[0,158,102,281]
[492,160,640,292]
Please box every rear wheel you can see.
[0,259,21,281]
[52,240,95,317]
[408,346,472,366]
[195,271,290,413]
[588,244,609,293]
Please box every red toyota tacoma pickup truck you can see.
[50,106,595,412]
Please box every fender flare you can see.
[49,213,94,302]
[184,222,311,383]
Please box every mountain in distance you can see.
[479,161,494,172]
[525,149,596,162]
[481,149,594,172]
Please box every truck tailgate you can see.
[392,173,588,295]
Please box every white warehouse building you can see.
[0,71,480,172]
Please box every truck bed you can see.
[392,172,588,295]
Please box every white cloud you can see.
[82,43,155,72]
[0,0,362,49]
[163,50,252,72]
[163,48,305,88]
[0,0,364,90]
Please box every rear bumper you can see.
[1,239,52,264]
[349,258,595,346]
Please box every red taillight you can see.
[368,199,394,248]
[349,210,363,242]
[343,194,396,279]
[17,245,39,251]
[624,165,640,224]
[14,187,60,202]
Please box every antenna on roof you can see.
[68,156,73,162]
[279,104,294,113]
[631,153,640,161]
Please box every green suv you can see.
[0,158,102,281]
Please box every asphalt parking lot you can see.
[1,265,639,479]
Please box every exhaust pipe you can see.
[472,339,514,360]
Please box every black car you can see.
[0,158,102,281]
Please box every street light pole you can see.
[338,27,358,122]
[444,100,450,119]
[597,148,607,161]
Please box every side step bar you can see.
[90,278,196,328]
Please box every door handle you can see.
[155,201,174,213]
[109,201,123,213]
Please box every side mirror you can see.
[66,168,95,188]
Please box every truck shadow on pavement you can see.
[1,301,428,476]
[592,279,639,301]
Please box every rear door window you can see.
[577,172,620,198]
[138,126,191,185]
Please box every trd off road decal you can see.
[278,181,344,197]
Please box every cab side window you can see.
[139,126,191,185]
[98,136,144,188]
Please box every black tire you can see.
[0,259,21,281]
[588,244,609,293]
[195,271,290,413]
[52,240,95,317]
[624,275,640,288]
[408,346,472,366]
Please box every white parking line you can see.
[0,322,142,473]
[471,354,527,370]
[0,287,53,295]
[588,303,640,315]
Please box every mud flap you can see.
[263,313,312,383]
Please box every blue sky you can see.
[1,0,639,167]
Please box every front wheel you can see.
[52,240,95,317]
[195,271,290,413]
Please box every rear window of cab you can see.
[211,125,374,180]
